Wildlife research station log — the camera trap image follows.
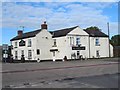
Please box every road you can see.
[1,58,119,88]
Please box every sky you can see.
[1,1,119,45]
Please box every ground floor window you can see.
[15,51,18,59]
[21,50,24,55]
[96,50,100,57]
[28,50,32,59]
[77,51,80,59]
[53,51,55,56]
[37,49,40,55]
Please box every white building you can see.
[10,22,113,62]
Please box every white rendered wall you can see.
[35,29,53,60]
[11,37,36,60]
[89,37,110,58]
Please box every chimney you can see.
[41,21,47,30]
[18,30,23,36]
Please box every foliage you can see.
[85,26,100,31]
[110,34,120,46]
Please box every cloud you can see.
[2,2,118,38]
[1,0,119,2]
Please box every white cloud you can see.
[2,2,118,38]
[1,0,119,2]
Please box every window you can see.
[96,50,100,57]
[70,37,74,45]
[53,39,56,46]
[76,37,80,45]
[95,38,100,46]
[28,39,32,47]
[21,50,24,55]
[15,42,17,48]
[37,49,40,55]
[15,51,18,59]
[77,51,80,59]
[28,50,32,59]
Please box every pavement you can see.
[1,58,119,88]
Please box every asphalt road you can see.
[1,58,119,88]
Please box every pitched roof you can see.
[84,29,108,37]
[50,26,78,38]
[10,29,41,41]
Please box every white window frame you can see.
[28,50,32,59]
[28,39,32,47]
[15,51,18,59]
[95,38,100,46]
[15,42,17,48]
[76,37,80,46]
[21,50,24,55]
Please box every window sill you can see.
[95,44,100,46]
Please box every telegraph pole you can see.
[107,22,111,57]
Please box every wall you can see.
[35,29,53,60]
[11,37,36,60]
[53,27,90,60]
[89,37,111,58]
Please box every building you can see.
[10,22,113,62]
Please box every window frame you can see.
[76,37,80,46]
[28,39,32,47]
[95,38,100,46]
[37,49,40,55]
[28,50,32,59]
[15,42,17,48]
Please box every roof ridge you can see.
[52,26,78,32]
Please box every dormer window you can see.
[28,39,32,47]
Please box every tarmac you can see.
[1,58,119,88]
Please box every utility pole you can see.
[107,22,111,57]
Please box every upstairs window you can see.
[28,39,32,47]
[95,38,100,46]
[15,42,17,48]
[76,37,80,46]
[70,37,74,46]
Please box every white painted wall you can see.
[89,37,112,58]
[11,29,53,61]
[11,27,113,61]
[35,29,53,60]
[11,37,36,60]
[53,27,90,60]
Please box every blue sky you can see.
[1,2,118,45]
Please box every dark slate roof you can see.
[84,29,108,37]
[50,26,78,38]
[10,29,41,41]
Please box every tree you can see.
[110,34,120,46]
[85,26,100,31]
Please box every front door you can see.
[53,51,55,61]
[77,51,80,59]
